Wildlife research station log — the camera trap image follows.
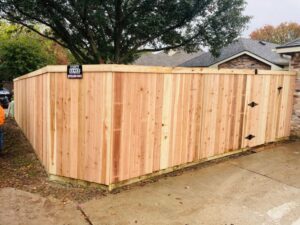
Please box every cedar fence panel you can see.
[14,65,296,189]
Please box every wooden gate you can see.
[242,73,294,148]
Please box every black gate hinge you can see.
[248,102,258,108]
[245,134,255,140]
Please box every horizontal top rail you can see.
[14,64,297,81]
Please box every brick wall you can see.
[290,53,300,136]
[218,54,271,70]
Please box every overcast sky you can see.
[243,0,300,37]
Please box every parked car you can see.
[0,88,11,108]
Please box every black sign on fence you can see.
[67,65,83,79]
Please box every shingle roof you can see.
[180,38,289,67]
[134,51,203,67]
[276,38,300,49]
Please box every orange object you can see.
[0,106,5,126]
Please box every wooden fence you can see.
[14,65,296,189]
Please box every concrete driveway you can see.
[1,141,300,225]
[82,141,300,225]
[0,188,87,225]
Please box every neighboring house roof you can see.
[276,38,300,54]
[276,38,300,49]
[180,38,289,68]
[134,50,203,67]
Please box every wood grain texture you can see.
[14,66,296,186]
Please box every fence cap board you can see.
[14,65,297,81]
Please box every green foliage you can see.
[0,36,54,81]
[0,0,250,64]
[0,22,73,80]
[0,21,19,39]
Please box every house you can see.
[275,38,300,136]
[276,38,300,70]
[134,50,203,67]
[180,38,290,70]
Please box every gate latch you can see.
[245,134,255,140]
[248,102,258,108]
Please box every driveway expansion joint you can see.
[77,204,94,225]
[230,163,299,190]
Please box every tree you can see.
[250,22,300,45]
[0,21,73,64]
[0,0,250,64]
[0,37,55,81]
[0,22,74,80]
[44,40,76,65]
